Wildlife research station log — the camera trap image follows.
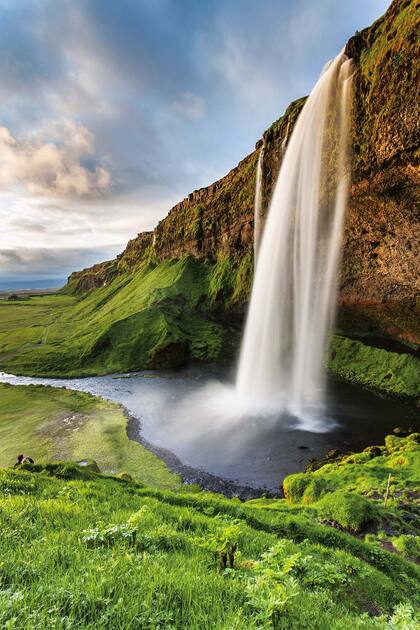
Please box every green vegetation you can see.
[328,336,420,398]
[0,378,418,627]
[0,445,418,628]
[0,256,241,376]
[0,383,179,488]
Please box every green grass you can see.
[0,256,240,376]
[0,459,418,629]
[0,381,418,627]
[0,383,179,488]
[0,256,418,400]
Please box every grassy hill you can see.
[0,257,241,377]
[0,440,418,629]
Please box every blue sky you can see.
[0,0,390,288]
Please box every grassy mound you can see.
[329,336,420,398]
[0,459,418,629]
[0,383,179,489]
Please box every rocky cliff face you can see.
[68,0,419,343]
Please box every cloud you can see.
[0,120,110,197]
[172,93,206,119]
[0,0,391,287]
[0,245,120,277]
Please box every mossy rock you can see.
[283,472,313,503]
[116,471,134,482]
[302,477,331,504]
[316,491,377,532]
[363,446,383,458]
[385,435,404,454]
[77,459,101,473]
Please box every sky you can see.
[0,0,391,289]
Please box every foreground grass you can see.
[0,383,179,489]
[0,449,418,629]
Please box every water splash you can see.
[237,52,353,428]
[254,144,265,258]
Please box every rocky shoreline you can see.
[125,408,280,500]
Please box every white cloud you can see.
[172,92,206,119]
[0,120,111,197]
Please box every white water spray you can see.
[254,144,265,260]
[237,52,353,425]
[254,144,265,258]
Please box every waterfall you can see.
[254,145,265,258]
[236,52,353,424]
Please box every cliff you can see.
[0,0,412,389]
[67,0,419,345]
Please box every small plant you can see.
[391,535,420,562]
[244,542,301,628]
[197,520,242,570]
[81,523,136,547]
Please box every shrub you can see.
[316,492,377,532]
[82,523,136,547]
[196,519,242,570]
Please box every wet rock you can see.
[77,459,100,473]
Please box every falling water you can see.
[237,52,353,425]
[254,144,265,258]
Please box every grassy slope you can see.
[0,383,179,489]
[329,336,420,397]
[0,257,240,377]
[0,439,418,629]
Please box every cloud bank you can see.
[0,121,110,197]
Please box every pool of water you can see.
[1,366,417,491]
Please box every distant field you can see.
[0,288,60,300]
[0,383,179,488]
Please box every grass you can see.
[329,336,420,398]
[0,383,179,489]
[0,459,418,629]
[0,256,240,376]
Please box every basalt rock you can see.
[67,0,419,342]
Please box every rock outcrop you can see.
[67,0,419,343]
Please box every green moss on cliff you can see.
[349,0,419,174]
[328,336,420,398]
